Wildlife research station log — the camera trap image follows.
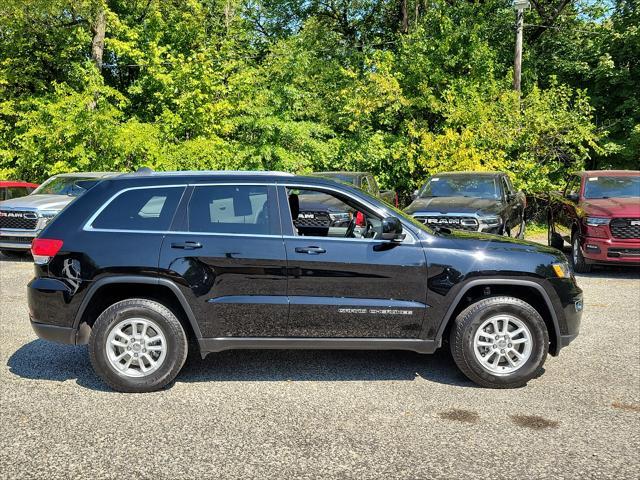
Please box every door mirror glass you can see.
[381,216,405,241]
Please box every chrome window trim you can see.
[83,184,189,232]
[84,182,281,234]
[83,181,418,244]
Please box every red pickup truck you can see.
[547,170,640,272]
[0,181,39,201]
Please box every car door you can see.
[159,183,288,338]
[279,184,428,339]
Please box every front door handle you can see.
[171,241,202,250]
[295,246,326,255]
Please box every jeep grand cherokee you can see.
[27,170,582,392]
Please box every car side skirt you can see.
[198,337,437,357]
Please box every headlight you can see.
[39,210,58,225]
[480,216,501,225]
[585,217,609,227]
[552,262,572,278]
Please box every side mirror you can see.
[381,216,405,242]
[566,192,579,203]
[411,189,419,200]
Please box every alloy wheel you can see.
[105,317,167,377]
[473,314,532,375]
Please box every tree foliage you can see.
[0,0,636,194]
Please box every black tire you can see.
[450,296,549,388]
[571,233,592,273]
[0,249,26,258]
[89,298,188,393]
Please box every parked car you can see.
[547,170,640,272]
[0,172,114,255]
[28,170,581,392]
[405,172,527,238]
[312,172,398,206]
[0,181,39,201]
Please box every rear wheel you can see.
[450,296,549,388]
[89,298,188,393]
[571,234,592,273]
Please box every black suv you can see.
[28,171,582,392]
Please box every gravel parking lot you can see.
[1,252,639,479]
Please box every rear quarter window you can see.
[91,187,185,231]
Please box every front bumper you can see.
[0,229,38,250]
[581,236,640,265]
[547,277,583,355]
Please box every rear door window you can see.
[91,187,185,231]
[188,185,278,235]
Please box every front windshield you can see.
[583,176,640,199]
[32,176,100,196]
[324,174,356,185]
[419,175,499,200]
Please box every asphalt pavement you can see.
[1,253,639,479]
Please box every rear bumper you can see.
[581,236,640,265]
[30,320,77,344]
[30,318,90,345]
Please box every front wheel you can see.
[571,234,592,273]
[89,298,188,393]
[450,296,549,388]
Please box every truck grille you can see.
[0,210,38,230]
[294,211,332,228]
[610,218,640,239]
[608,248,640,258]
[414,216,479,231]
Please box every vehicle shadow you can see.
[7,339,479,392]
[0,253,30,263]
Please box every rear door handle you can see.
[295,246,326,255]
[171,241,202,250]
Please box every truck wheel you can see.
[450,296,549,388]
[89,298,188,393]
[571,234,592,274]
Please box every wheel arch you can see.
[74,276,202,343]
[435,279,562,356]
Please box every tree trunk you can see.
[400,0,409,33]
[91,7,106,70]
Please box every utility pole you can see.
[513,1,529,92]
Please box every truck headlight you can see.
[585,217,609,227]
[480,216,501,226]
[39,210,58,226]
[552,262,571,278]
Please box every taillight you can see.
[31,238,63,265]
